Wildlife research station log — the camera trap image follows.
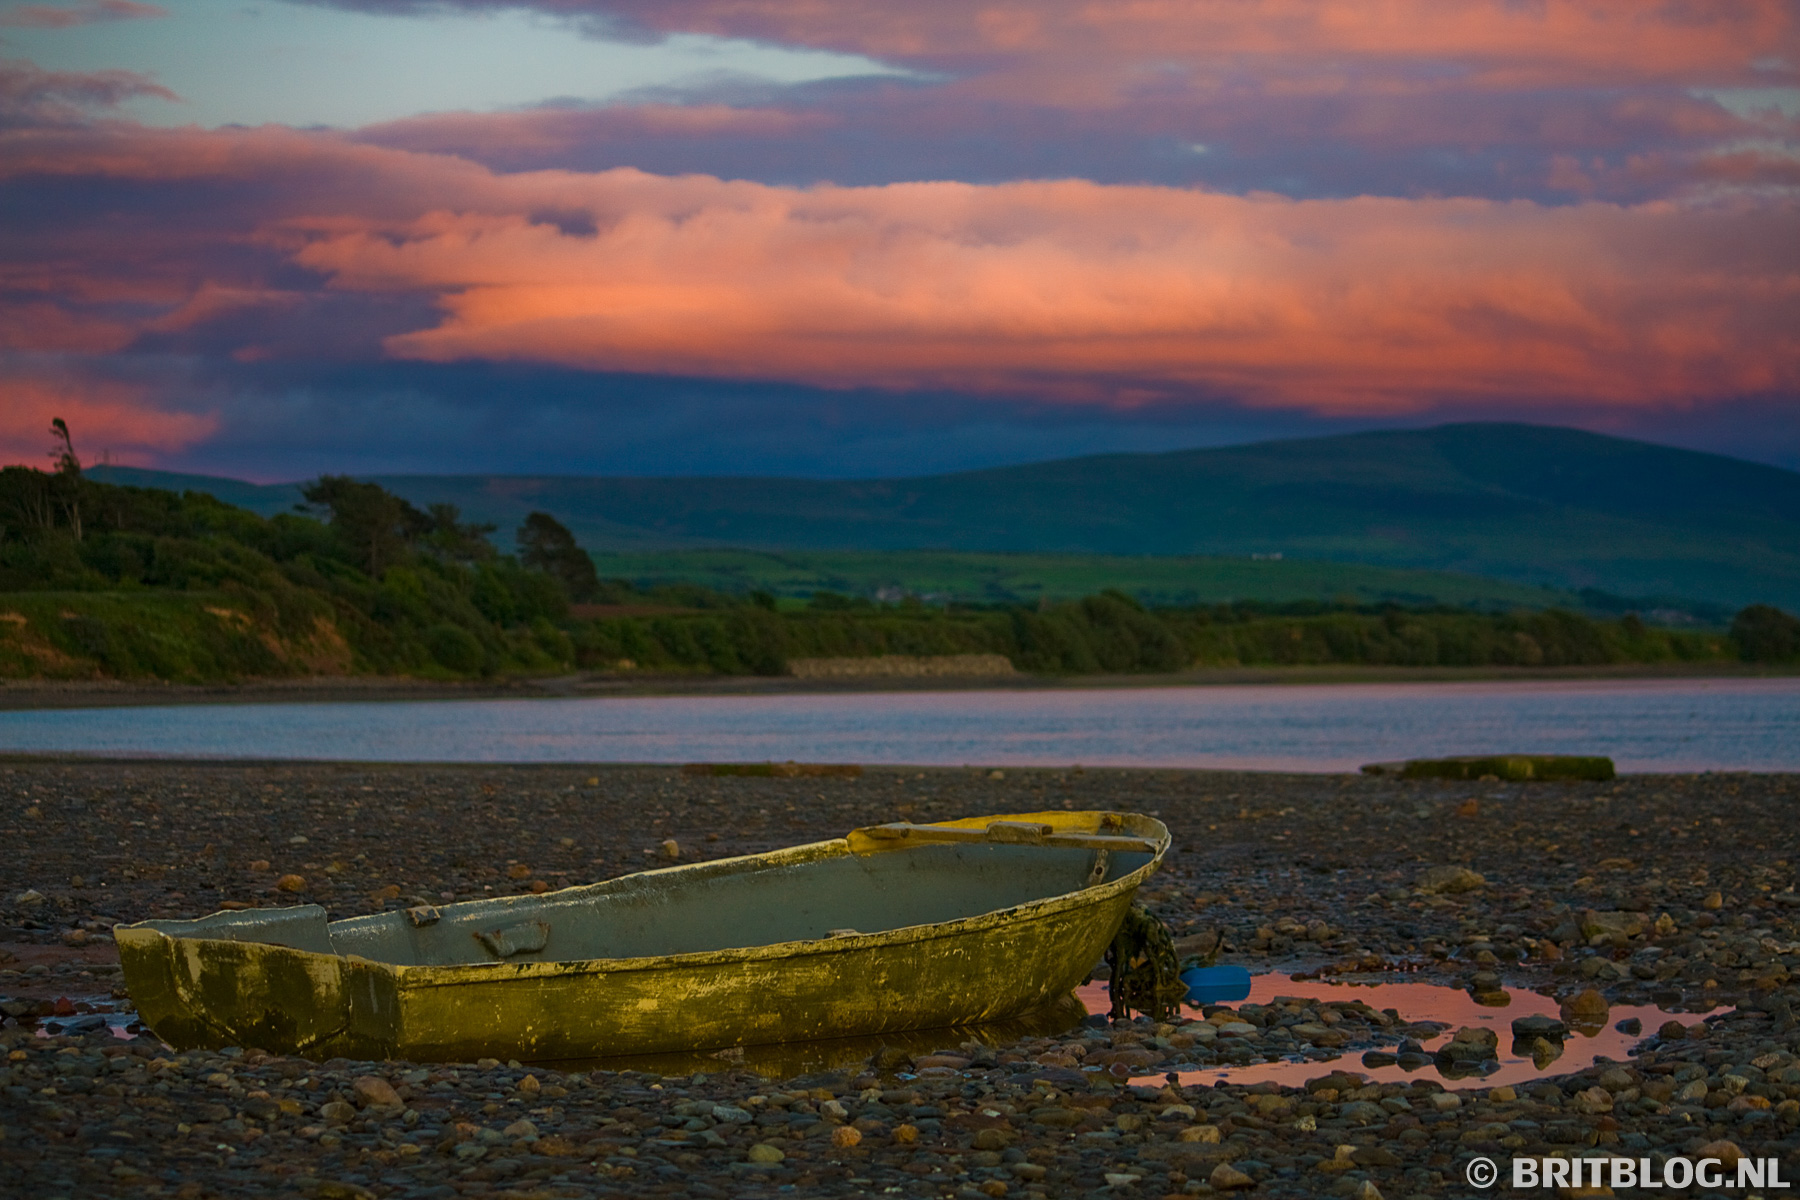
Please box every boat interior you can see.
[130,826,1158,969]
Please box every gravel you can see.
[4,760,1799,1197]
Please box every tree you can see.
[424,503,497,565]
[49,418,79,477]
[0,466,54,540]
[48,417,83,541]
[299,476,431,576]
[1732,604,1800,662]
[517,511,598,601]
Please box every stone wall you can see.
[786,653,1018,679]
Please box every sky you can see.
[0,0,1796,480]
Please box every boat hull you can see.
[116,810,1166,1061]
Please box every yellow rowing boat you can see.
[115,810,1168,1062]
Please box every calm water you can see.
[1,677,1797,771]
[1091,976,1726,1093]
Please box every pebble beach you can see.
[4,760,1799,1198]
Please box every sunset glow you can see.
[0,0,1793,475]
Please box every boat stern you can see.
[115,906,400,1058]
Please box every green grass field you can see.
[589,547,1581,609]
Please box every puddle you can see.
[24,995,147,1041]
[557,972,1722,1089]
[1077,973,1729,1092]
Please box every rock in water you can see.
[1511,1014,1568,1040]
[1391,754,1614,781]
[1437,1026,1499,1063]
[1560,988,1610,1031]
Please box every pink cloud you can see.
[0,300,135,352]
[398,0,1796,94]
[0,59,177,126]
[359,103,834,166]
[0,0,165,28]
[0,374,214,467]
[309,3,1797,209]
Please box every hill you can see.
[91,423,1800,611]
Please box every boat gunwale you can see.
[115,810,1169,989]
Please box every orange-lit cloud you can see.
[2,123,1794,431]
[282,167,1799,412]
[0,375,215,467]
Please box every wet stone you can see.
[1415,866,1486,895]
[1511,1014,1568,1040]
[352,1075,402,1108]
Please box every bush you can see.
[425,623,485,674]
[1732,604,1800,662]
[59,614,114,664]
[529,616,574,665]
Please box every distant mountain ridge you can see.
[91,423,1800,610]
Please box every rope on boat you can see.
[1104,904,1186,1022]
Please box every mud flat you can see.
[3,762,1798,1197]
[4,661,1791,712]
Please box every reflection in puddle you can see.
[25,994,144,1041]
[545,971,1721,1090]
[1082,973,1729,1092]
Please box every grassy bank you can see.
[565,594,1740,677]
[0,579,1757,685]
[3,463,1793,684]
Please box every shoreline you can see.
[0,754,1787,777]
[4,761,1798,1198]
[1,659,1793,711]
